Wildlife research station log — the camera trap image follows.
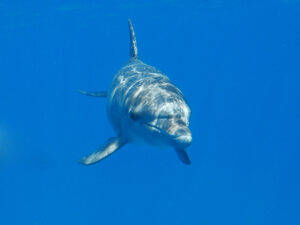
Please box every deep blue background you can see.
[0,1,299,225]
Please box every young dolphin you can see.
[80,19,192,165]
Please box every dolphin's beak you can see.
[173,127,192,148]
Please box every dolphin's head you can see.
[128,88,192,149]
[131,103,192,148]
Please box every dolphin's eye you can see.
[130,111,154,123]
[130,112,140,121]
[176,118,186,126]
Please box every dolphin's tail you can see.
[128,19,138,59]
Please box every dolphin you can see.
[80,19,192,165]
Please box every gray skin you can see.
[80,19,192,165]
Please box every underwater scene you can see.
[0,0,299,225]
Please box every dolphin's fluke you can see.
[128,19,138,59]
[80,137,126,165]
[175,148,191,165]
[79,90,107,97]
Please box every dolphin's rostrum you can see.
[80,19,192,165]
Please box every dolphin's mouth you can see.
[142,122,163,133]
[174,135,192,145]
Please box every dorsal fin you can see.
[128,19,138,59]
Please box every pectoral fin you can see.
[80,137,126,165]
[79,90,107,97]
[175,148,191,165]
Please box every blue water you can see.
[0,1,299,225]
